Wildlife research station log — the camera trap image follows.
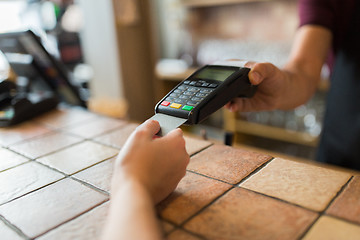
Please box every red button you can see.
[161,101,170,106]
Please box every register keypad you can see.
[163,80,215,111]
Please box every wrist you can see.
[111,176,154,205]
[103,174,162,240]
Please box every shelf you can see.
[181,0,271,8]
[224,111,318,147]
[155,67,196,82]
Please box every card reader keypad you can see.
[162,80,216,111]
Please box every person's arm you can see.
[101,120,190,240]
[102,179,163,240]
[226,25,332,112]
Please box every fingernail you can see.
[250,71,261,85]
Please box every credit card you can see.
[149,113,187,136]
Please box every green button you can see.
[182,105,194,111]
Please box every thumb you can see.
[249,70,263,85]
[164,128,183,138]
[136,119,161,139]
[249,62,276,85]
[160,128,185,146]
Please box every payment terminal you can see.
[150,61,257,136]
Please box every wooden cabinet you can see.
[111,0,160,122]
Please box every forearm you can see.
[277,25,331,110]
[279,62,321,110]
[101,180,163,240]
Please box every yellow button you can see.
[170,103,182,109]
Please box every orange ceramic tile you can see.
[0,178,108,238]
[327,176,360,225]
[184,136,212,156]
[37,141,118,175]
[37,202,109,240]
[0,122,52,147]
[303,216,360,240]
[187,145,272,184]
[64,117,127,139]
[73,157,116,192]
[94,123,139,148]
[0,147,28,172]
[0,162,64,205]
[166,229,202,240]
[9,132,82,159]
[34,108,98,129]
[157,171,232,225]
[184,188,318,240]
[0,220,24,240]
[240,158,352,211]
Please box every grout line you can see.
[5,120,130,160]
[89,138,122,150]
[33,159,112,196]
[162,220,207,240]
[70,176,110,196]
[66,155,117,176]
[0,160,31,174]
[58,121,140,150]
[0,159,111,207]
[54,122,129,141]
[28,141,118,177]
[296,175,354,240]
[32,113,100,132]
[186,169,234,185]
[178,186,235,228]
[237,186,318,214]
[188,142,214,157]
[177,158,276,231]
[0,127,55,148]
[174,227,208,240]
[0,153,113,207]
[0,160,111,239]
[28,160,70,177]
[161,219,178,237]
[0,214,30,240]
[33,154,114,195]
[322,176,353,213]
[32,199,110,239]
[6,130,62,148]
[0,177,66,207]
[299,176,359,239]
[186,155,274,186]
[164,227,178,238]
[236,157,274,186]
[296,214,322,240]
[2,146,33,162]
[29,139,87,160]
[81,123,130,139]
[4,137,88,162]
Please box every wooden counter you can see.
[0,107,359,239]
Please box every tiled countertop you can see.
[1,107,360,240]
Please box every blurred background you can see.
[0,0,330,160]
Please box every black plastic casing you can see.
[155,65,256,125]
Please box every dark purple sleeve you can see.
[298,0,355,70]
[298,0,335,30]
